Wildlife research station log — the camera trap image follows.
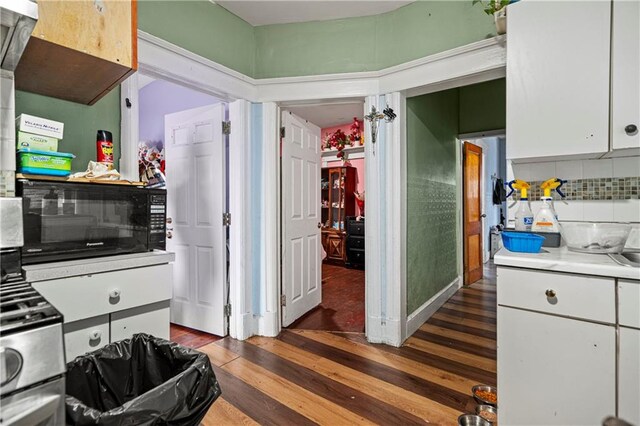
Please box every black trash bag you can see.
[65,333,221,426]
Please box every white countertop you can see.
[23,250,175,282]
[494,247,640,280]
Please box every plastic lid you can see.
[17,148,75,158]
[97,130,112,142]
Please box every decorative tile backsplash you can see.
[512,176,640,201]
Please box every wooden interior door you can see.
[464,142,483,285]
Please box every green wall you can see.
[459,78,506,134]
[255,1,496,78]
[406,89,459,315]
[138,0,256,77]
[15,90,121,172]
[406,78,505,315]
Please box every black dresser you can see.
[345,216,365,269]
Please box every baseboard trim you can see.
[231,312,255,340]
[406,276,462,337]
[257,311,279,337]
[366,316,404,347]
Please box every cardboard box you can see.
[17,131,58,151]
[16,114,64,139]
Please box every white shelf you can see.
[321,145,365,162]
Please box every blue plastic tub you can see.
[502,231,545,253]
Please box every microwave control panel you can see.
[149,192,167,250]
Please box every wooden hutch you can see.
[321,166,356,265]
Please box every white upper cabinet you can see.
[611,0,640,151]
[507,0,612,162]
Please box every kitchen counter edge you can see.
[494,247,640,281]
[23,250,176,282]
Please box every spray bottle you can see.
[532,178,567,233]
[507,179,533,231]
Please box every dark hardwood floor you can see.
[169,323,222,349]
[200,265,497,425]
[287,263,365,332]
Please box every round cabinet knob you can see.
[167,231,173,239]
[545,289,556,298]
[317,222,322,228]
[166,217,173,224]
[625,124,638,135]
[109,289,121,299]
[89,330,102,340]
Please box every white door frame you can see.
[121,30,506,345]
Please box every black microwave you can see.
[17,179,167,265]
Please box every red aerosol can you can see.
[96,130,114,168]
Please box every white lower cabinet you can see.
[619,326,640,424]
[110,301,170,342]
[34,263,174,361]
[497,306,616,425]
[63,315,110,362]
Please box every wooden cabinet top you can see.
[15,0,137,105]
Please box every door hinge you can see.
[280,294,286,307]
[223,212,231,226]
[224,303,232,317]
[222,121,231,135]
[280,126,285,138]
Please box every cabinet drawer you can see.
[497,267,615,323]
[347,236,364,250]
[64,315,109,361]
[32,264,173,323]
[110,301,170,342]
[347,221,365,236]
[619,280,640,329]
[347,248,365,264]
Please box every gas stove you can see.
[0,198,66,425]
[0,278,62,335]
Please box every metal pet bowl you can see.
[475,405,497,423]
[458,414,491,426]
[471,385,498,406]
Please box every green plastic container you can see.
[17,149,75,177]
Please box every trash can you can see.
[65,333,221,426]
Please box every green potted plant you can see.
[473,0,509,35]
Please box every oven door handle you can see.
[5,394,61,426]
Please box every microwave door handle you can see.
[6,394,61,426]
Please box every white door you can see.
[281,111,322,327]
[619,326,640,424]
[611,0,640,150]
[497,307,616,425]
[164,104,227,336]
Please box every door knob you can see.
[317,222,322,228]
[167,231,173,239]
[166,217,173,224]
[481,214,487,218]
[625,124,638,135]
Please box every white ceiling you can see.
[286,101,364,128]
[216,1,414,26]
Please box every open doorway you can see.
[461,135,507,285]
[137,75,228,343]
[280,101,366,332]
